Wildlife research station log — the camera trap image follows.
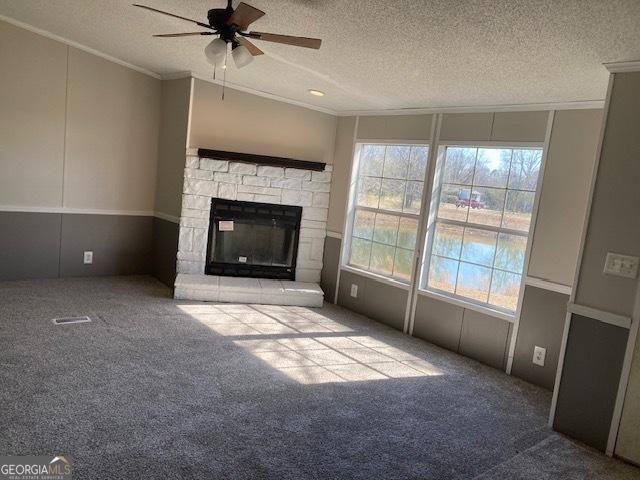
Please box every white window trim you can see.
[417,288,516,323]
[437,140,544,148]
[341,140,431,284]
[355,139,432,145]
[418,141,546,319]
[340,264,412,291]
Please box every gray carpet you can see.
[0,275,637,480]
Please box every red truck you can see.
[456,190,485,209]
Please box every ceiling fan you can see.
[133,1,322,70]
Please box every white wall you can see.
[64,47,161,212]
[357,114,433,141]
[155,77,192,218]
[189,79,337,165]
[0,19,161,213]
[0,20,67,208]
[528,109,602,286]
[575,73,640,317]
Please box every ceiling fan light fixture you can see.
[232,44,254,69]
[308,89,325,97]
[204,38,227,66]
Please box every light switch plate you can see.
[604,252,639,279]
[83,251,93,264]
[533,346,546,367]
[350,284,358,298]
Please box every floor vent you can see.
[52,316,92,325]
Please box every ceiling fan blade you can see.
[227,2,265,31]
[236,36,264,56]
[132,4,214,30]
[153,32,215,37]
[248,32,321,49]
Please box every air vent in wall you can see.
[52,316,92,325]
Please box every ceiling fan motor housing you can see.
[208,7,238,43]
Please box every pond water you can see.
[428,224,526,310]
[349,214,526,310]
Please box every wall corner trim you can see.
[153,212,180,224]
[604,61,640,73]
[567,303,632,330]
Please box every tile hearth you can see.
[174,274,324,308]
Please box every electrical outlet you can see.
[533,346,546,367]
[604,252,639,279]
[83,251,93,265]
[350,284,358,298]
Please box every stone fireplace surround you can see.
[174,149,331,307]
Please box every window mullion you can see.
[434,217,528,238]
[355,205,421,220]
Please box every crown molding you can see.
[0,14,609,117]
[0,14,161,79]
[604,60,640,73]
[173,70,605,117]
[338,100,605,117]
[161,71,193,81]
[170,70,338,115]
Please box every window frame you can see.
[342,140,431,285]
[419,141,546,318]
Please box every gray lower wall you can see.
[152,217,179,287]
[0,211,154,281]
[554,314,629,451]
[413,294,512,370]
[337,269,408,331]
[459,309,512,370]
[320,236,341,303]
[0,212,62,280]
[412,294,464,352]
[511,285,569,390]
[60,214,153,277]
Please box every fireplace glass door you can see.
[206,199,302,280]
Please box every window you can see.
[422,146,542,312]
[348,144,429,282]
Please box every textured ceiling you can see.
[1,0,640,113]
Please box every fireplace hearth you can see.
[206,199,302,280]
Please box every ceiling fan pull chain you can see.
[222,50,228,101]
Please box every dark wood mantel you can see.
[197,148,326,172]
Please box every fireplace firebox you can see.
[205,199,303,280]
